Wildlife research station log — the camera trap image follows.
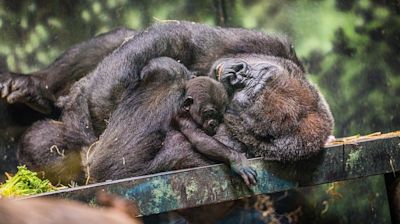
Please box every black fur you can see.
[85,58,256,185]
[3,21,333,185]
[84,57,190,182]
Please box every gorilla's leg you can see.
[18,120,85,184]
[18,80,97,184]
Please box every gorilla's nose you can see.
[208,120,218,129]
[204,120,218,136]
[219,61,248,88]
[230,62,248,75]
[221,72,236,84]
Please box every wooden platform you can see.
[25,133,400,216]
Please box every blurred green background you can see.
[0,0,399,223]
[1,0,399,137]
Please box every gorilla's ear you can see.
[183,96,193,111]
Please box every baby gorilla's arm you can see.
[175,115,257,186]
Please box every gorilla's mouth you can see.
[216,63,224,81]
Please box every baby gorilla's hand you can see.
[229,152,257,186]
[173,113,198,130]
[0,72,54,114]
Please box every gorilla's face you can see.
[211,54,304,110]
[185,77,228,136]
[189,100,222,136]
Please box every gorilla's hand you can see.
[0,72,55,114]
[177,115,257,186]
[229,152,257,186]
[173,112,198,130]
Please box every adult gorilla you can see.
[0,21,333,183]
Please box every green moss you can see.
[0,166,57,197]
[185,179,198,199]
[346,150,362,170]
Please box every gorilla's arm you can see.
[38,27,136,94]
[87,22,301,112]
[176,115,257,186]
[0,27,135,114]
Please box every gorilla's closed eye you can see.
[262,65,276,72]
[260,66,277,81]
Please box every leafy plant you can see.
[0,165,57,197]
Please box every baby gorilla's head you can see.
[183,77,228,136]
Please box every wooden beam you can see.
[28,136,400,216]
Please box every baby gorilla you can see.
[146,76,257,185]
[182,76,228,136]
[19,57,256,185]
[80,57,256,185]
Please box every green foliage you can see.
[300,175,390,222]
[0,0,397,220]
[307,1,400,136]
[0,165,57,197]
[233,0,400,136]
[1,0,398,136]
[0,0,219,73]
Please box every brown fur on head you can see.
[259,68,333,147]
[185,76,228,136]
[215,55,334,161]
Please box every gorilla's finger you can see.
[244,169,257,185]
[249,167,257,178]
[239,171,251,186]
[7,90,26,104]
[1,80,11,98]
[11,79,25,92]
